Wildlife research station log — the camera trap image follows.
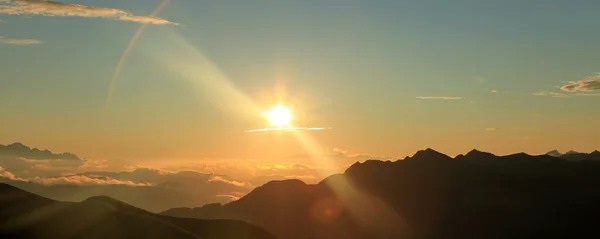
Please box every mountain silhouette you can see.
[557,150,600,162]
[546,150,562,157]
[0,143,80,160]
[163,149,600,239]
[454,149,497,160]
[0,168,250,212]
[0,183,276,239]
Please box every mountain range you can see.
[0,183,276,239]
[0,142,251,212]
[162,148,600,239]
[0,168,251,212]
[0,143,79,160]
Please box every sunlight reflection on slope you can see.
[293,131,411,238]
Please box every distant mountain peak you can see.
[410,148,452,161]
[509,152,530,157]
[565,150,580,155]
[460,149,497,160]
[262,179,306,188]
[467,149,482,154]
[546,150,562,157]
[7,142,28,148]
[466,149,493,156]
[0,142,80,160]
[83,195,129,208]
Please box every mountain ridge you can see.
[162,148,600,239]
[0,142,80,160]
[0,183,276,239]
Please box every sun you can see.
[265,105,292,127]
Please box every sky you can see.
[1,0,600,182]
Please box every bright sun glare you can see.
[265,105,292,127]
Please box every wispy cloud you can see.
[576,93,600,96]
[215,194,241,201]
[0,166,148,186]
[491,90,498,93]
[0,166,19,180]
[532,91,568,98]
[247,127,329,133]
[533,91,600,98]
[560,73,600,92]
[0,35,41,45]
[416,96,463,100]
[208,176,248,187]
[29,175,151,186]
[0,0,177,25]
[485,127,520,131]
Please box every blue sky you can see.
[1,0,600,170]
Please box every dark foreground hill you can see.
[163,149,600,239]
[0,184,276,239]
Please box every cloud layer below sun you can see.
[0,0,176,25]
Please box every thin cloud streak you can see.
[532,91,600,98]
[486,127,520,131]
[532,92,568,98]
[0,166,149,186]
[0,35,41,45]
[0,0,177,25]
[416,96,463,100]
[246,127,330,133]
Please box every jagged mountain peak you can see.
[466,149,496,157]
[410,148,452,160]
[0,142,80,160]
[546,150,562,157]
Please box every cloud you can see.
[491,90,498,93]
[0,165,146,186]
[485,127,520,131]
[0,0,177,25]
[416,96,463,100]
[532,92,568,98]
[560,73,600,92]
[331,148,395,161]
[215,194,241,201]
[0,166,20,180]
[0,155,86,178]
[29,175,150,186]
[208,176,248,187]
[532,91,600,98]
[0,35,41,45]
